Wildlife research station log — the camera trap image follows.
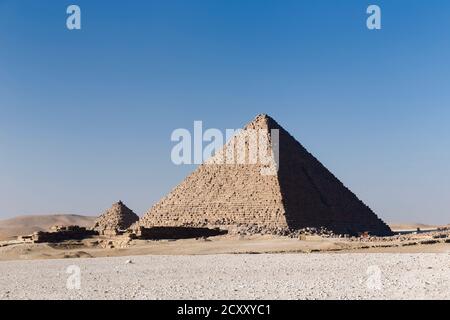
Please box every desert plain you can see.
[0,215,449,300]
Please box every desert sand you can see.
[1,232,449,261]
[0,253,448,300]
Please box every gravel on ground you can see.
[0,253,448,300]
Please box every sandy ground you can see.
[1,235,449,261]
[0,253,448,300]
[1,219,448,300]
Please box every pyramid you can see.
[140,114,392,236]
[93,201,139,233]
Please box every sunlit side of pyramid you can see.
[140,114,392,236]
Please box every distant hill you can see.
[388,222,442,231]
[0,214,96,240]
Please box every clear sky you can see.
[0,0,449,224]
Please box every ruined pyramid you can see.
[93,201,139,234]
[140,114,392,236]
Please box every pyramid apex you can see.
[254,113,272,121]
[245,113,279,130]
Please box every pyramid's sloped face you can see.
[140,114,392,236]
[140,115,287,230]
[139,163,287,229]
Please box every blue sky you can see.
[0,0,449,224]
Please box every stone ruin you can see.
[134,226,227,240]
[18,225,97,243]
[92,201,140,236]
[140,114,393,237]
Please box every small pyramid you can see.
[93,201,139,233]
[140,114,392,236]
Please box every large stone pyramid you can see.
[140,114,392,236]
[93,201,139,233]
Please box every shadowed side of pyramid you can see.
[265,116,393,236]
[140,114,392,236]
